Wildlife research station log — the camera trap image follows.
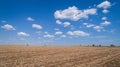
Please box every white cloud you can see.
[1,24,16,30]
[86,24,94,28]
[102,9,109,13]
[97,1,111,9]
[17,32,30,37]
[84,8,97,15]
[55,31,63,35]
[67,30,89,36]
[83,23,88,25]
[94,26,102,29]
[44,32,48,34]
[63,22,71,27]
[27,17,34,21]
[83,23,94,28]
[54,6,97,21]
[44,34,54,38]
[67,31,74,35]
[93,26,103,32]
[56,20,62,24]
[83,22,109,32]
[56,20,71,27]
[101,21,111,26]
[32,24,42,29]
[60,35,66,38]
[102,17,107,20]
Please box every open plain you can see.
[0,46,120,67]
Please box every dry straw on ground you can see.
[0,46,120,67]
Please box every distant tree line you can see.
[110,44,115,47]
[92,44,116,47]
[79,44,117,47]
[91,44,101,47]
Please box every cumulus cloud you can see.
[83,23,106,32]
[1,24,16,30]
[67,30,89,36]
[83,21,111,32]
[63,22,71,27]
[86,24,94,28]
[44,34,54,38]
[94,26,102,29]
[102,9,109,13]
[83,23,94,28]
[56,20,71,27]
[56,20,62,24]
[101,21,111,26]
[17,32,30,36]
[55,31,63,35]
[97,1,111,9]
[32,24,42,29]
[83,23,88,25]
[102,17,107,20]
[44,32,48,34]
[54,6,97,21]
[97,1,111,14]
[27,17,34,21]
[67,31,74,35]
[93,26,103,32]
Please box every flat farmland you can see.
[0,46,120,67]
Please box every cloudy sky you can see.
[0,0,120,46]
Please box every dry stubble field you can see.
[0,46,120,67]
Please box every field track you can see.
[0,46,120,67]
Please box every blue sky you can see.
[0,0,120,46]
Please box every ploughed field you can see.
[0,46,120,67]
